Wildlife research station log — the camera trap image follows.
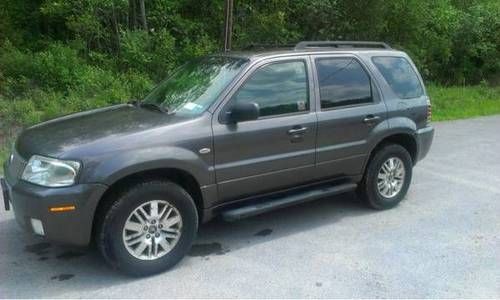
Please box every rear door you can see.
[311,54,388,180]
[212,57,317,203]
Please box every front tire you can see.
[358,144,413,209]
[97,180,198,276]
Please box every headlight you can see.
[22,155,81,187]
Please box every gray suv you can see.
[1,41,434,276]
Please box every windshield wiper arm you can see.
[138,102,168,113]
[128,99,140,107]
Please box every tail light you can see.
[426,97,432,125]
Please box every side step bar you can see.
[221,182,357,221]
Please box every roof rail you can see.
[295,41,391,50]
[243,43,296,50]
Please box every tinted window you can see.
[232,61,309,117]
[316,58,372,109]
[372,56,423,99]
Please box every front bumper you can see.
[415,126,435,163]
[2,168,107,246]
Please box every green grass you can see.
[428,84,500,121]
[1,84,500,175]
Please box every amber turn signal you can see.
[49,205,76,212]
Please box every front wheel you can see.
[97,180,198,276]
[358,144,413,209]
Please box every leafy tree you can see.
[0,0,499,86]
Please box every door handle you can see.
[287,127,308,135]
[363,115,380,125]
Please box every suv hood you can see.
[16,104,190,159]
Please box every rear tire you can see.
[97,180,198,276]
[358,144,412,209]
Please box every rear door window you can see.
[372,56,423,99]
[315,57,373,109]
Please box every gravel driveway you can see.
[1,116,499,298]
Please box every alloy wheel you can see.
[122,200,183,260]
[377,157,405,198]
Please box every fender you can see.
[362,116,418,170]
[79,145,214,188]
[375,116,418,147]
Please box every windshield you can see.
[142,56,248,116]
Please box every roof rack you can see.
[243,43,296,50]
[295,41,391,50]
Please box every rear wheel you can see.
[97,180,198,276]
[358,144,412,209]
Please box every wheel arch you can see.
[91,167,204,241]
[364,132,418,172]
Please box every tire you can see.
[358,144,413,209]
[97,180,198,276]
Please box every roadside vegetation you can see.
[428,85,500,121]
[0,0,499,170]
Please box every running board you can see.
[221,182,357,221]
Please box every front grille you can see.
[426,96,432,125]
[6,149,27,179]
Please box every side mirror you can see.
[227,102,260,123]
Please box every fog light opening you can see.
[30,218,45,236]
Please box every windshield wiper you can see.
[137,102,168,113]
[128,99,140,107]
[140,102,168,113]
[128,99,168,113]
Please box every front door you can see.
[212,58,317,203]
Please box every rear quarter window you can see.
[372,56,424,99]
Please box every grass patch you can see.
[428,85,500,121]
[1,84,499,174]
